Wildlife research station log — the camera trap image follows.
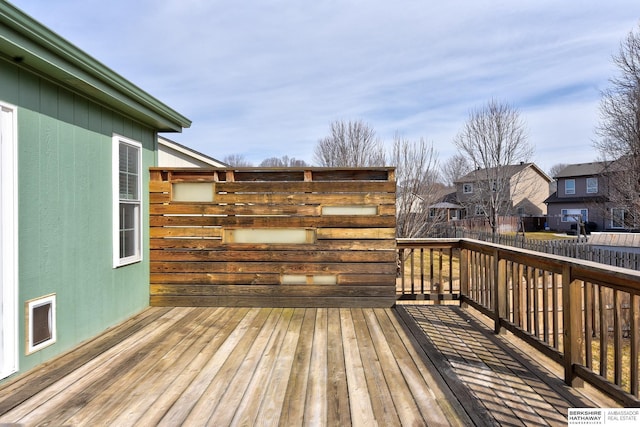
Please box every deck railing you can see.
[397,238,640,406]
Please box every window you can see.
[474,205,485,216]
[463,183,473,194]
[561,208,588,223]
[565,179,575,195]
[586,177,598,194]
[611,208,626,229]
[113,136,142,267]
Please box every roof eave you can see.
[0,3,191,132]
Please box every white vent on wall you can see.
[26,294,56,354]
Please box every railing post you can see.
[493,249,507,334]
[562,265,584,387]
[460,247,469,308]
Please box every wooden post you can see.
[460,248,469,308]
[631,294,639,397]
[562,265,584,387]
[494,249,507,334]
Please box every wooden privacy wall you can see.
[149,167,397,307]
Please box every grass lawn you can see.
[502,231,575,241]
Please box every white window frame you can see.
[611,208,626,229]
[463,183,473,194]
[112,135,143,268]
[586,177,598,194]
[561,208,588,223]
[565,179,575,195]
[1,101,18,379]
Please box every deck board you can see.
[0,305,607,426]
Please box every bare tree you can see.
[548,163,568,178]
[260,156,308,167]
[595,23,640,229]
[440,154,472,186]
[392,135,444,238]
[454,99,534,237]
[547,163,568,194]
[313,120,386,167]
[223,154,253,167]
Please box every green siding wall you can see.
[0,58,156,376]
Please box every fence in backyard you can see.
[430,227,640,270]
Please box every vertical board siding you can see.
[0,59,155,377]
[150,168,397,307]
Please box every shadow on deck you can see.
[0,305,608,426]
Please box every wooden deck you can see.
[0,305,607,426]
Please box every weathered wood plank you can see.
[150,273,394,287]
[214,180,396,193]
[149,249,396,263]
[6,308,201,425]
[150,284,396,298]
[317,228,396,240]
[0,307,171,416]
[63,308,226,426]
[133,308,251,427]
[351,308,401,425]
[339,308,377,425]
[304,308,328,425]
[150,238,396,251]
[150,261,396,275]
[278,308,316,425]
[149,295,396,308]
[149,214,395,228]
[205,309,284,425]
[326,308,351,426]
[253,308,305,424]
[156,308,264,426]
[213,192,394,205]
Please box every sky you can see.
[8,0,640,173]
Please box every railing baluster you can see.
[543,271,549,344]
[584,282,593,370]
[410,248,415,295]
[614,290,622,387]
[533,268,540,339]
[420,248,425,295]
[599,285,608,380]
[631,294,639,397]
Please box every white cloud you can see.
[9,0,640,167]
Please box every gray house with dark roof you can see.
[544,162,610,232]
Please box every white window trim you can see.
[0,101,18,379]
[565,179,575,195]
[463,183,473,194]
[561,208,588,223]
[112,135,143,268]
[611,208,626,229]
[586,177,598,194]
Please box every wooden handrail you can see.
[396,237,640,406]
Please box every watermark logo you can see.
[568,408,639,426]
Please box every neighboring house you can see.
[544,162,609,233]
[428,190,462,222]
[454,162,551,219]
[0,3,190,381]
[158,136,227,168]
